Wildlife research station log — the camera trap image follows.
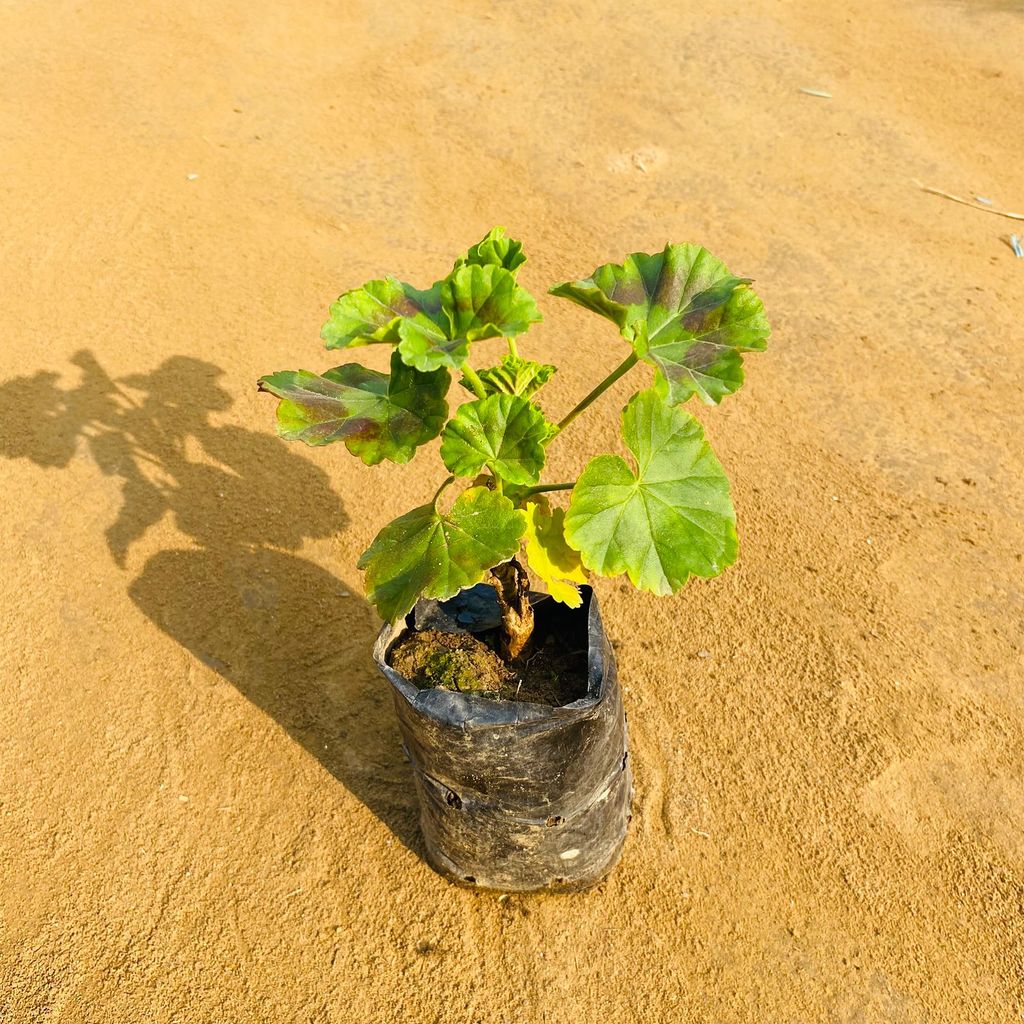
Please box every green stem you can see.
[432,475,455,505]
[521,482,575,496]
[461,363,487,400]
[507,338,519,359]
[555,352,638,433]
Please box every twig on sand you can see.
[912,179,1024,221]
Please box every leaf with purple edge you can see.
[321,277,446,351]
[257,350,449,466]
[550,243,769,405]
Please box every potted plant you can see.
[258,228,769,892]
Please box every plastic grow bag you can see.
[372,586,632,892]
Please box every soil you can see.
[389,629,514,697]
[388,616,588,707]
[511,634,588,707]
[3,1,1024,1022]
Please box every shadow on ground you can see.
[0,351,421,853]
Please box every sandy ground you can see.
[2,0,1023,1020]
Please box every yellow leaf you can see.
[523,499,587,607]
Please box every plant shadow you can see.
[0,350,421,854]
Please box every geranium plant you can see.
[258,228,769,668]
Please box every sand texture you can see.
[2,0,1023,1020]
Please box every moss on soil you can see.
[389,629,513,696]
[387,627,588,706]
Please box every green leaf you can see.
[395,316,468,373]
[397,264,541,372]
[257,351,450,466]
[550,243,769,405]
[440,394,554,485]
[453,226,526,275]
[461,354,556,398]
[321,277,445,350]
[522,499,587,607]
[448,263,540,341]
[358,486,526,622]
[638,276,769,405]
[319,235,541,375]
[564,389,737,595]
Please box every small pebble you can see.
[186,172,199,181]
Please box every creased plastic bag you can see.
[373,587,632,892]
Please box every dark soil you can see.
[510,634,588,706]
[389,629,513,697]
[387,607,589,708]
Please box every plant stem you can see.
[555,352,638,433]
[521,482,575,496]
[432,475,455,504]
[491,558,533,662]
[507,338,519,359]
[461,363,487,400]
